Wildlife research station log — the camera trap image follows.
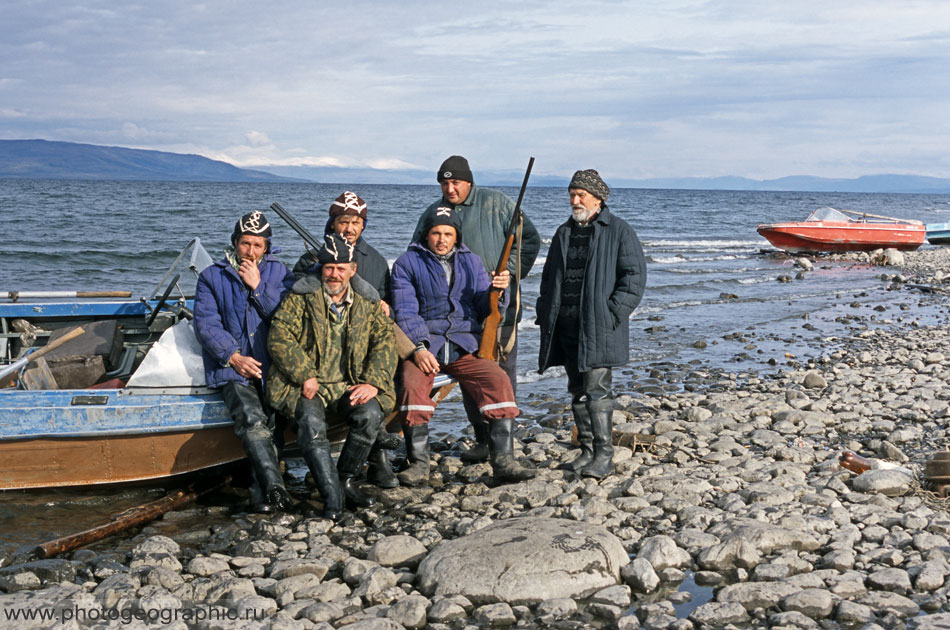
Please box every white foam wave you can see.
[645,239,761,249]
[651,254,746,264]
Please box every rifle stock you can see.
[477,157,534,361]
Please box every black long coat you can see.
[536,205,647,373]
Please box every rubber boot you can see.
[396,424,430,487]
[582,400,615,479]
[560,402,594,473]
[366,445,399,489]
[245,439,293,512]
[337,435,376,509]
[489,418,535,484]
[460,396,490,464]
[460,415,491,464]
[301,439,343,521]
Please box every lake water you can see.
[4,179,950,559]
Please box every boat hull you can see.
[757,222,925,253]
[1,427,246,490]
[0,387,246,490]
[926,222,950,245]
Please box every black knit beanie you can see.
[437,156,473,183]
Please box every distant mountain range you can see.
[0,139,298,182]
[3,139,950,193]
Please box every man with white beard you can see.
[535,170,647,479]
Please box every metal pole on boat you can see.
[0,327,85,382]
[1,291,132,302]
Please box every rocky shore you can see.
[4,250,950,629]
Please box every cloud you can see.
[245,131,271,147]
[2,1,950,178]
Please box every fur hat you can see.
[568,169,610,201]
[437,155,473,183]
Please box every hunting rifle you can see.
[477,156,534,362]
[269,201,417,359]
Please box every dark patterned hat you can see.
[568,169,610,201]
[231,210,272,244]
[437,155,473,183]
[422,206,463,243]
[329,191,368,220]
[316,233,356,264]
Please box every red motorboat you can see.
[757,207,925,254]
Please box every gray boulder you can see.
[416,516,628,604]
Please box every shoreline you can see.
[3,250,950,628]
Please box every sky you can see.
[3,1,950,181]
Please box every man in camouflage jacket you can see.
[268,233,397,520]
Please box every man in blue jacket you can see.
[412,156,541,465]
[194,210,295,512]
[537,170,647,479]
[393,209,535,486]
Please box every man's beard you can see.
[572,205,595,224]
[325,281,348,297]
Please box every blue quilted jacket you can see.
[194,254,294,388]
[391,242,507,360]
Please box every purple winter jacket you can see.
[391,241,507,360]
[194,254,294,389]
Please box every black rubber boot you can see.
[489,418,535,484]
[366,445,399,489]
[460,416,491,464]
[460,395,490,464]
[396,424,430,487]
[337,436,376,509]
[560,402,594,473]
[301,440,343,521]
[245,439,293,512]
[582,400,615,479]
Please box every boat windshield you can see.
[806,207,850,222]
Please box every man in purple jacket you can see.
[194,210,295,513]
[391,209,534,486]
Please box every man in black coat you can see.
[294,191,392,312]
[536,170,647,478]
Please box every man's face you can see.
[235,234,268,262]
[332,215,365,244]
[426,225,458,256]
[321,262,357,296]
[569,188,602,224]
[440,179,471,205]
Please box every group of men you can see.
[193,156,647,521]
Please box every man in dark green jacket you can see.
[411,155,541,463]
[268,234,397,521]
[536,170,646,479]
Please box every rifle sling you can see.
[499,215,523,358]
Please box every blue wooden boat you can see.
[0,239,250,490]
[0,238,454,490]
[926,222,950,245]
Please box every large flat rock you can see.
[416,516,628,605]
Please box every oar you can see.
[1,291,133,300]
[0,326,85,382]
[34,477,229,559]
